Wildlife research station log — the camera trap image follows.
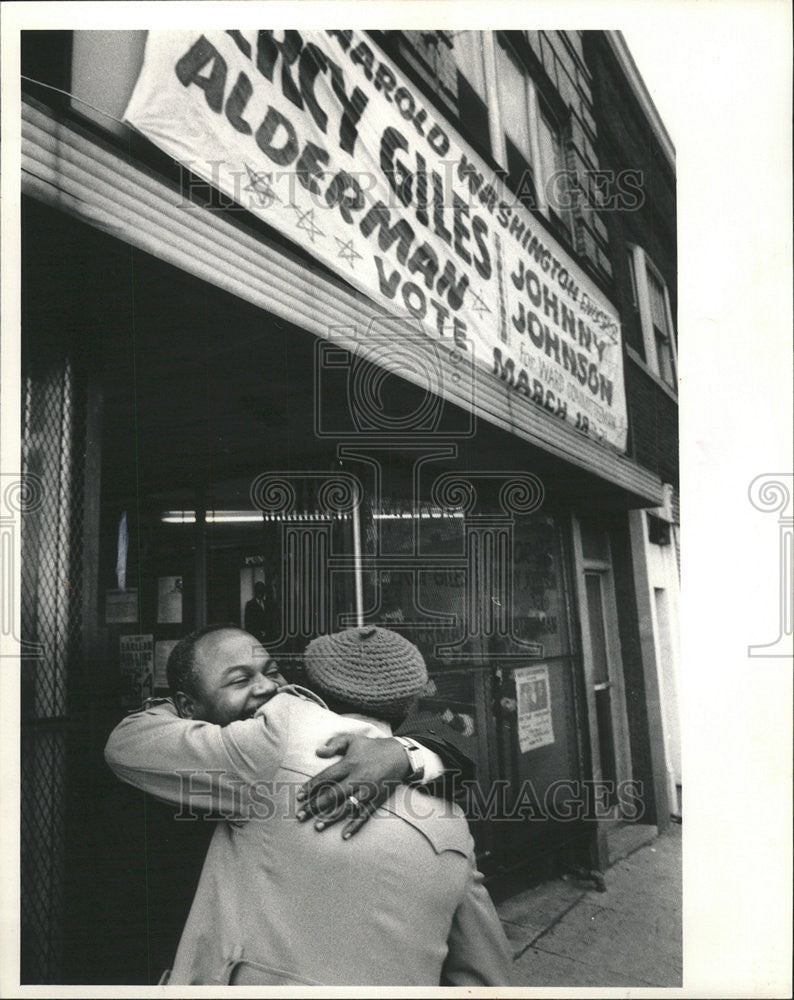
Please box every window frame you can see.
[491,37,547,212]
[399,31,575,239]
[473,34,572,231]
[627,243,678,394]
[449,30,497,161]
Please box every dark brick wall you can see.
[583,32,678,486]
[582,33,677,304]
[626,361,679,488]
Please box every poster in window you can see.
[514,664,555,753]
[157,575,183,623]
[119,634,154,708]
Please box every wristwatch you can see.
[394,736,425,785]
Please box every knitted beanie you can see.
[303,626,428,719]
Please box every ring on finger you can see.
[347,793,362,811]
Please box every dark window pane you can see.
[647,515,671,546]
[505,136,537,210]
[595,687,618,795]
[457,72,492,158]
[580,522,608,562]
[585,572,609,685]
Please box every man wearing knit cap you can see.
[105,624,510,985]
[305,624,428,718]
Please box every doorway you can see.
[573,517,633,819]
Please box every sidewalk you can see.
[497,824,682,988]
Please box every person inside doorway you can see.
[104,625,507,985]
[243,578,275,644]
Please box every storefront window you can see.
[363,499,468,669]
[510,513,569,660]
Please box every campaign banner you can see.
[124,30,627,450]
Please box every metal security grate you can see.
[20,355,86,983]
[21,359,85,718]
[20,725,67,983]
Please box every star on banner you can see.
[335,237,363,270]
[243,164,279,209]
[469,288,491,315]
[291,204,325,244]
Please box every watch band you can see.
[394,736,425,785]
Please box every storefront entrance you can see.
[21,191,649,984]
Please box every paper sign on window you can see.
[157,576,183,623]
[514,664,555,752]
[119,634,154,708]
[154,639,179,689]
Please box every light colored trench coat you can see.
[104,689,511,986]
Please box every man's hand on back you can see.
[296,734,409,839]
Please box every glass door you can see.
[574,518,633,819]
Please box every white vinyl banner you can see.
[124,30,628,450]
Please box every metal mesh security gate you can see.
[20,355,86,983]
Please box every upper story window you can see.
[627,245,677,391]
[450,31,492,158]
[493,41,536,208]
[491,37,573,238]
[537,108,567,203]
[398,31,574,241]
[395,30,492,162]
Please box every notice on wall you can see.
[123,30,627,451]
[120,634,154,708]
[157,576,183,623]
[105,588,138,624]
[514,664,555,753]
[154,638,179,689]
